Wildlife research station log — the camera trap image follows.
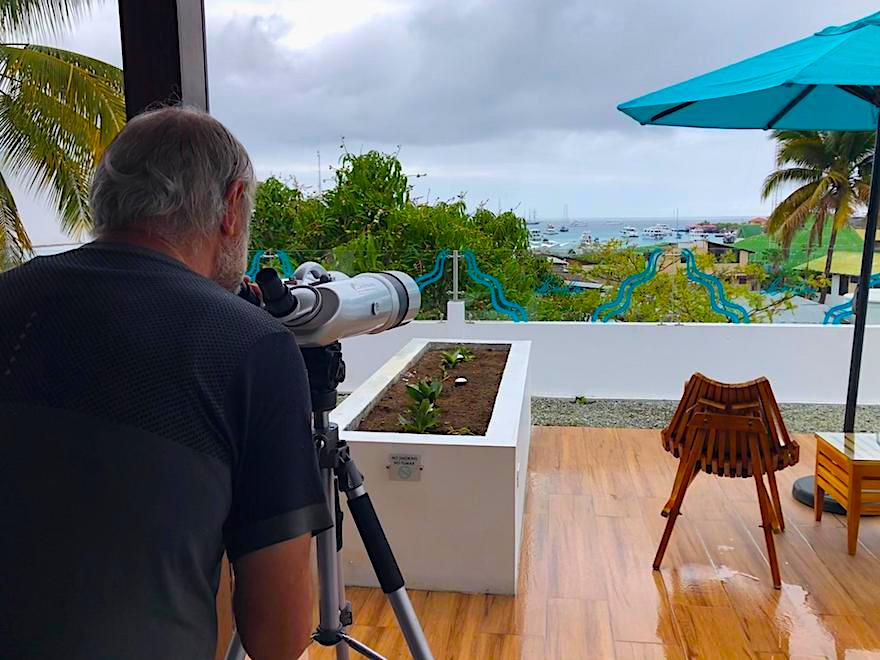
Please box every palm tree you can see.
[762,130,874,303]
[0,0,124,265]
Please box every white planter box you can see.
[331,338,532,595]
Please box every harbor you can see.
[526,216,748,253]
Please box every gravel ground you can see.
[341,392,880,432]
[531,397,880,433]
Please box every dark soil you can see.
[357,345,510,435]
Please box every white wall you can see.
[342,319,880,404]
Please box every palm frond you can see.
[0,167,30,266]
[0,0,97,38]
[0,43,124,238]
[767,179,828,247]
[0,93,93,236]
[0,44,125,144]
[761,167,824,200]
[773,132,834,170]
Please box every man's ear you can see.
[220,179,246,237]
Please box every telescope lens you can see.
[256,268,297,317]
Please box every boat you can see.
[559,226,570,233]
[529,229,543,240]
[545,225,558,235]
[689,226,709,239]
[526,220,539,226]
[643,223,672,238]
[620,225,639,238]
[578,232,595,250]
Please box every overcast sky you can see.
[21,0,880,245]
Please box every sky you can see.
[20,0,880,245]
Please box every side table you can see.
[814,432,880,555]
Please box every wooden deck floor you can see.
[307,427,880,659]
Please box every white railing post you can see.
[447,250,466,332]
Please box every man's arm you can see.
[223,331,333,659]
[232,534,313,660]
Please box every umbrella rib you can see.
[837,84,880,107]
[649,100,696,123]
[764,85,816,129]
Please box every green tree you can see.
[584,242,796,323]
[0,0,125,265]
[762,130,873,302]
[249,153,550,319]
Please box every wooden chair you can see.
[653,373,799,588]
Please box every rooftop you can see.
[307,427,880,659]
[798,252,880,277]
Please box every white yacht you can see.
[578,232,595,249]
[643,223,672,237]
[529,228,543,240]
[545,224,558,235]
[620,226,639,238]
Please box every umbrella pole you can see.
[843,109,880,432]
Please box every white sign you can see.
[389,453,422,481]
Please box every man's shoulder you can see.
[170,279,296,362]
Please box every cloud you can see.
[207,0,880,150]
[18,0,880,244]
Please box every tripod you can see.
[225,342,434,660]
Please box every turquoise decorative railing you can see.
[592,249,662,322]
[765,275,816,297]
[682,249,750,323]
[414,249,449,291]
[823,273,880,325]
[462,250,528,322]
[246,249,295,279]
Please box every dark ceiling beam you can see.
[117,0,209,120]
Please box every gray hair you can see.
[90,106,255,242]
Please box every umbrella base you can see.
[791,475,880,516]
[791,476,846,514]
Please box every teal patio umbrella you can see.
[618,11,880,434]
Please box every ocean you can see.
[526,216,753,252]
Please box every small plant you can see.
[399,399,441,433]
[445,424,473,435]
[574,395,591,405]
[457,346,476,362]
[406,378,443,404]
[440,345,477,372]
[440,349,463,371]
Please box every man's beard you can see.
[212,225,250,292]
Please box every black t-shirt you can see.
[0,242,332,659]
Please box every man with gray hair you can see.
[0,107,332,659]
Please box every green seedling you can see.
[405,378,443,404]
[399,399,441,433]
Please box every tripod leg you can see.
[315,469,346,652]
[345,489,434,660]
[223,631,246,660]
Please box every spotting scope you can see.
[254,261,421,347]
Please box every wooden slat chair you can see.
[654,373,799,588]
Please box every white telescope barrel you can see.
[279,271,421,347]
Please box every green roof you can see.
[797,252,880,277]
[734,219,865,266]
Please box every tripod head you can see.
[300,342,346,418]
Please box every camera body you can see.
[254,261,421,348]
